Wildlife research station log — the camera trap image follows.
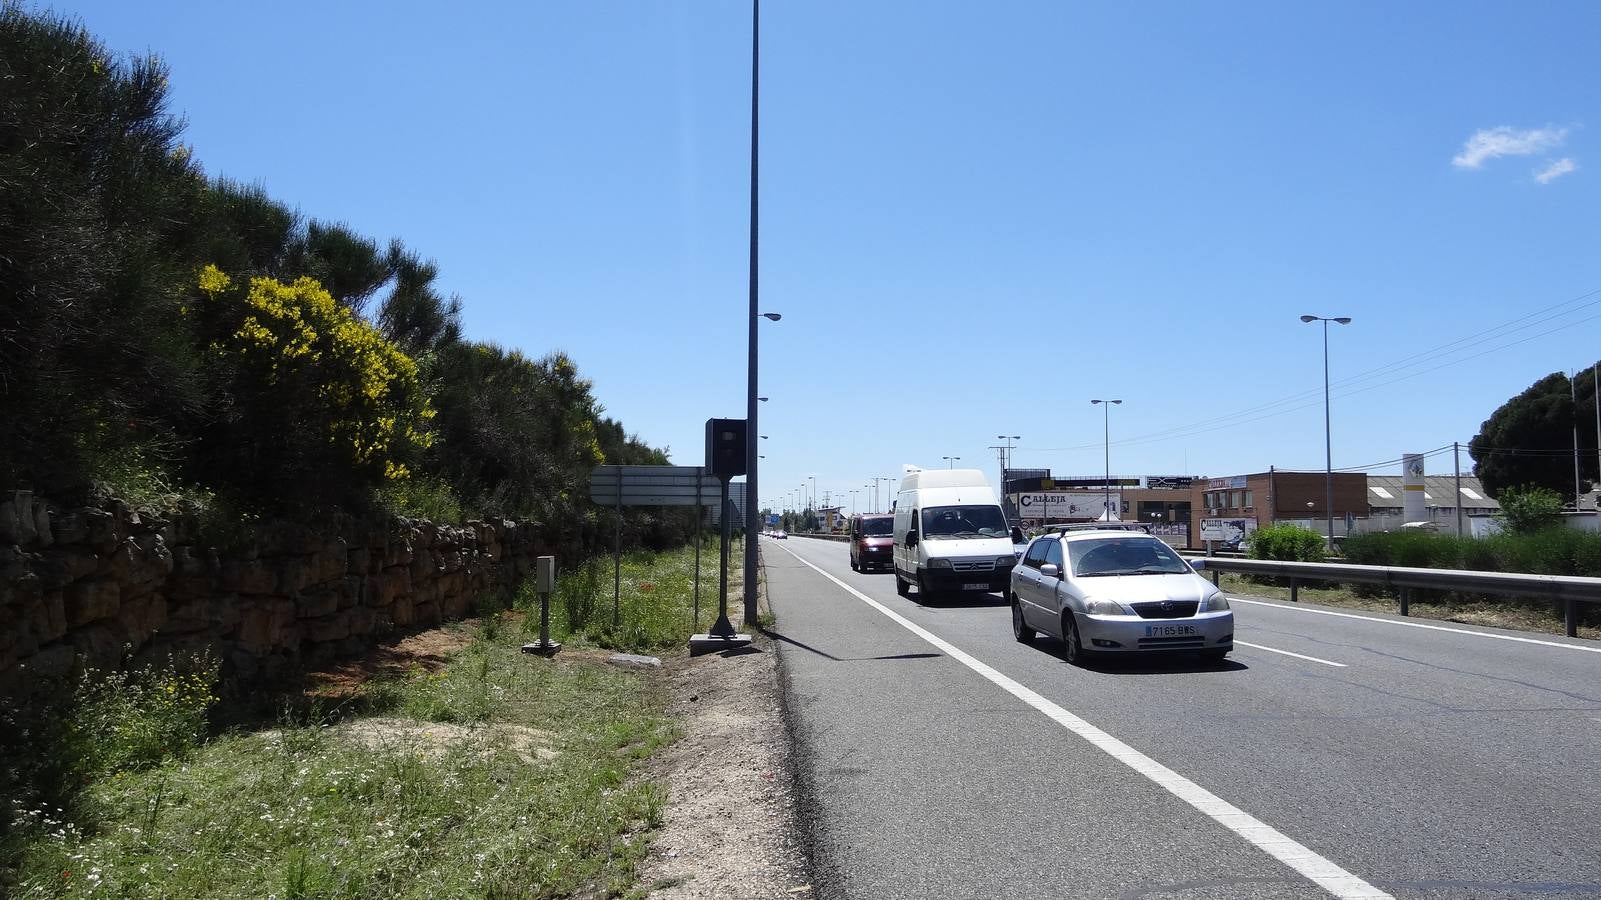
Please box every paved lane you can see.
[766,536,1601,900]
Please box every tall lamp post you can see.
[943,456,961,468]
[1300,314,1352,546]
[741,0,764,625]
[1090,399,1122,518]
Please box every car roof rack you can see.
[1046,522,1151,536]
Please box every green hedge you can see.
[1247,524,1327,562]
[1341,528,1601,578]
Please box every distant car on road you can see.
[773,529,787,540]
[848,513,894,572]
[1008,531,1232,665]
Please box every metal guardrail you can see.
[1190,557,1601,638]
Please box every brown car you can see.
[849,513,895,572]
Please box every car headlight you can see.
[930,558,952,569]
[1084,599,1126,616]
[1202,592,1230,611]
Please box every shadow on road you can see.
[914,590,1008,609]
[1032,636,1249,674]
[759,627,942,663]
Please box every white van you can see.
[892,468,1023,598]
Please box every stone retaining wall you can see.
[0,490,544,693]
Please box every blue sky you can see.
[50,0,1601,512]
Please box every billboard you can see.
[1145,476,1195,490]
[1200,517,1256,550]
[1016,492,1122,520]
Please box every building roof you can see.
[1367,475,1499,511]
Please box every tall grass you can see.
[1342,528,1601,577]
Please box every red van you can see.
[849,513,895,572]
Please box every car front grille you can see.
[1131,601,1198,619]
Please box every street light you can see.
[1091,400,1123,518]
[1300,314,1352,546]
[760,312,781,321]
[995,434,1020,493]
[942,456,961,468]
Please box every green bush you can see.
[65,654,220,779]
[1246,523,1326,562]
[1496,484,1564,534]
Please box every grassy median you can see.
[2,542,731,898]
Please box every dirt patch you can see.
[337,716,558,765]
[639,557,810,898]
[303,625,475,700]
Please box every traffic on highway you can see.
[760,507,1601,899]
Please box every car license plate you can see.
[963,583,989,591]
[1145,624,1197,637]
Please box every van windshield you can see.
[921,506,1009,539]
[860,517,893,536]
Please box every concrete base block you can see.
[688,632,753,657]
[520,640,562,657]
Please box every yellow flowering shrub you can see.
[194,265,433,495]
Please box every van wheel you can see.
[1011,595,1035,644]
[895,574,909,597]
[850,557,859,572]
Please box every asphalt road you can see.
[764,535,1601,900]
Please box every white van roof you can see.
[899,468,993,492]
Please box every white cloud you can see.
[1534,157,1578,184]
[1451,125,1568,168]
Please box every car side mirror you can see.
[1039,563,1060,578]
[1189,558,1206,570]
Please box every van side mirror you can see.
[1011,526,1025,544]
[905,529,918,548]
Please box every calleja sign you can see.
[1016,492,1121,519]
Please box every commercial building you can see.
[1004,474,1197,546]
[1363,474,1499,532]
[1190,470,1369,539]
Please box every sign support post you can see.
[613,466,622,627]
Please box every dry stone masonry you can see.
[0,490,543,694]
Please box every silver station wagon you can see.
[1008,530,1233,665]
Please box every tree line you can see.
[0,8,690,550]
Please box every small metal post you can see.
[694,471,703,631]
[522,555,561,656]
[1565,597,1578,638]
[712,479,736,638]
[1399,587,1410,617]
[613,466,623,627]
[1290,578,1299,603]
[1211,568,1219,587]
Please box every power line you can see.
[1022,287,1601,456]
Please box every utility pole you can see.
[1574,372,1584,506]
[1454,442,1464,537]
[741,0,760,625]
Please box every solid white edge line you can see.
[772,541,1392,900]
[1235,640,1348,667]
[1229,596,1601,654]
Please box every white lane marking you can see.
[773,542,1391,900]
[1229,597,1601,654]
[1235,640,1347,668]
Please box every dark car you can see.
[849,513,895,572]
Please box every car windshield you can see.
[860,517,893,536]
[921,506,1009,539]
[1069,537,1190,577]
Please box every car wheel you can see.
[895,573,909,596]
[1062,612,1089,667]
[1011,595,1035,644]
